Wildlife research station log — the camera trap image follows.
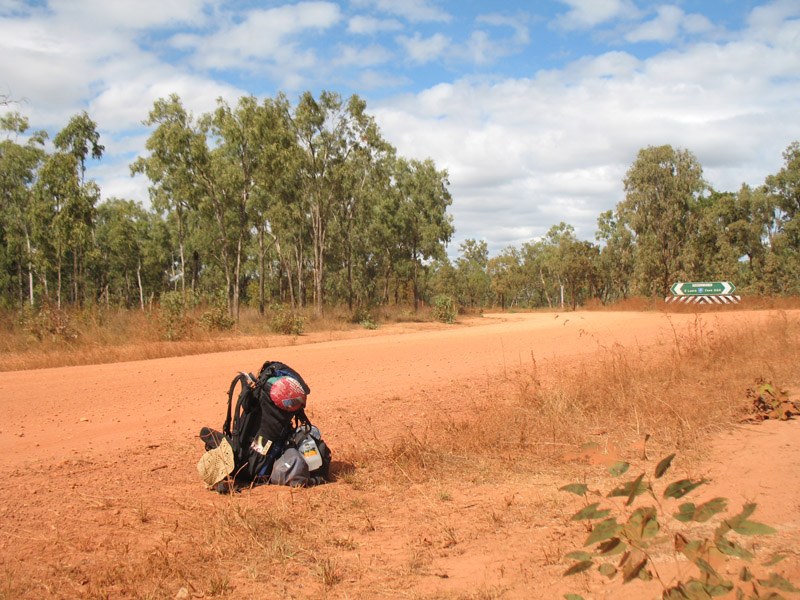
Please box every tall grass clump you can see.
[492,312,800,456]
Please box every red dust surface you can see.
[0,310,797,599]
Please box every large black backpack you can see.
[222,360,329,484]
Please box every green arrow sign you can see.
[670,281,736,296]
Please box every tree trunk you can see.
[25,233,34,306]
[539,268,552,308]
[137,260,145,312]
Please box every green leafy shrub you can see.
[352,307,380,330]
[198,292,235,331]
[560,451,796,600]
[18,303,78,342]
[158,291,194,341]
[432,295,458,324]
[270,307,304,335]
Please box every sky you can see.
[1,0,799,257]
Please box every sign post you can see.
[667,282,739,304]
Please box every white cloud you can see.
[625,5,684,42]
[746,0,800,38]
[625,5,714,43]
[553,0,641,31]
[46,0,214,30]
[89,71,244,134]
[354,69,410,90]
[333,43,393,68]
[347,15,402,34]
[476,13,530,45]
[396,32,450,64]
[375,21,800,253]
[351,0,451,23]
[178,2,342,70]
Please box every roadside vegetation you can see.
[3,94,800,325]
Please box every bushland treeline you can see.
[451,142,800,310]
[2,90,799,319]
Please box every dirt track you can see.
[1,310,798,599]
[0,310,747,470]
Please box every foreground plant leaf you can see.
[598,563,617,579]
[626,506,659,541]
[571,503,611,521]
[622,557,648,583]
[560,483,589,496]
[730,519,777,536]
[607,475,650,503]
[716,538,755,561]
[608,461,630,476]
[757,573,800,593]
[597,537,626,557]
[694,498,728,522]
[564,551,592,561]
[655,453,676,479]
[585,518,620,546]
[762,553,788,567]
[563,560,593,576]
[664,478,707,499]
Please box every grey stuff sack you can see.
[269,448,310,487]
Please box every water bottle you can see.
[298,434,323,470]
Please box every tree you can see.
[596,209,635,302]
[393,157,454,310]
[53,112,104,305]
[95,198,149,308]
[619,145,705,297]
[288,91,387,315]
[541,223,598,310]
[487,246,522,309]
[132,95,201,295]
[763,141,800,293]
[455,238,490,308]
[0,113,46,306]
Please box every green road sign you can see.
[670,281,736,296]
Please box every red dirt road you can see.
[1,310,798,599]
[0,310,765,472]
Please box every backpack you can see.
[200,360,331,490]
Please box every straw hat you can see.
[197,438,235,487]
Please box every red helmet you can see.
[269,376,307,412]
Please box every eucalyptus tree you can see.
[487,246,522,309]
[455,238,490,307]
[539,223,598,309]
[94,198,148,308]
[0,113,46,306]
[35,151,82,307]
[206,95,274,319]
[596,209,634,302]
[519,240,553,308]
[235,95,295,315]
[131,95,200,294]
[392,157,454,310]
[288,91,387,314]
[619,145,705,297]
[763,141,800,293]
[52,112,104,306]
[333,109,394,310]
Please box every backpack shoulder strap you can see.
[223,372,256,438]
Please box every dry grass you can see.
[2,310,799,598]
[0,304,440,371]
